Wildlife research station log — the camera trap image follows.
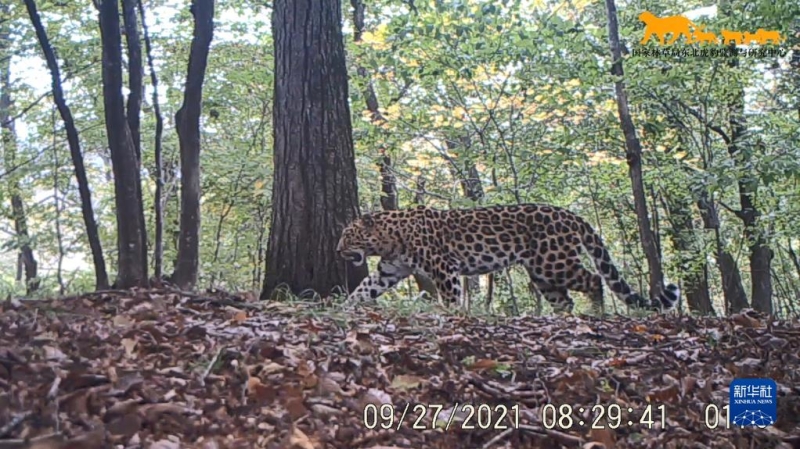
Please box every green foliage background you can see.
[1,0,798,315]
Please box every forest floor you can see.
[1,289,799,449]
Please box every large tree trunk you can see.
[1,19,39,294]
[172,0,214,289]
[24,0,109,289]
[138,0,166,280]
[605,0,664,300]
[98,0,148,288]
[261,0,368,299]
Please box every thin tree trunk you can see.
[1,17,39,294]
[52,107,65,295]
[662,195,714,314]
[123,0,143,163]
[99,0,148,288]
[350,0,436,300]
[695,192,749,313]
[122,0,148,277]
[726,70,772,313]
[261,0,368,299]
[605,0,664,300]
[138,0,165,280]
[24,0,109,289]
[173,0,215,289]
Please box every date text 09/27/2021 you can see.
[362,403,737,431]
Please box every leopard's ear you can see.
[362,213,375,229]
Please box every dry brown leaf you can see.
[390,374,426,391]
[589,426,616,447]
[112,315,133,327]
[466,358,499,371]
[608,357,627,367]
[302,373,319,388]
[316,375,344,396]
[43,345,67,361]
[288,426,316,449]
[646,384,679,402]
[285,397,308,421]
[732,311,761,328]
[232,310,248,323]
[121,338,137,358]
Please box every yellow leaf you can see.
[384,103,401,120]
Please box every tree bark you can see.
[605,0,665,300]
[1,24,39,293]
[98,0,148,288]
[138,0,166,280]
[24,0,109,289]
[122,0,148,277]
[261,0,368,299]
[172,0,215,289]
[695,192,749,313]
[122,0,142,163]
[727,73,772,313]
[663,195,713,314]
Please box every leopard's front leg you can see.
[430,266,463,306]
[346,258,412,304]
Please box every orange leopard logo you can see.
[692,25,718,45]
[639,11,697,45]
[720,29,744,45]
[754,28,783,44]
[639,11,783,47]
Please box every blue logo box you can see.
[729,378,777,428]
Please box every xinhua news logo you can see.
[729,378,777,428]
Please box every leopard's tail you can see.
[579,220,680,311]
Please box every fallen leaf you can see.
[466,358,499,371]
[288,426,316,449]
[121,338,138,358]
[390,374,426,391]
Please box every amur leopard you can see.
[336,204,680,313]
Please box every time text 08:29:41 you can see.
[542,404,667,430]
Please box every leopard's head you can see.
[336,213,386,266]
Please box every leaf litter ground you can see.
[1,289,799,449]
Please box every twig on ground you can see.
[0,412,33,439]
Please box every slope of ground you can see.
[1,289,799,449]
